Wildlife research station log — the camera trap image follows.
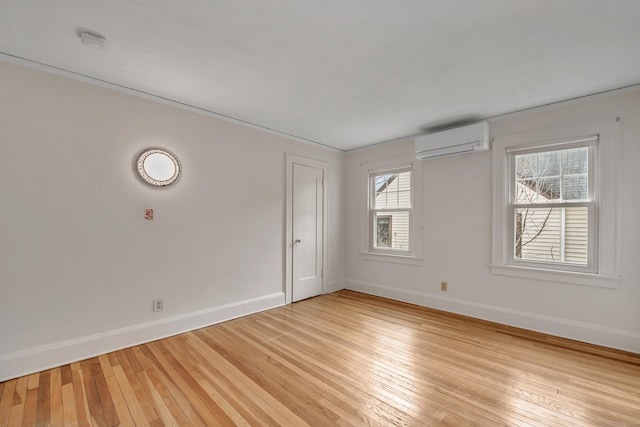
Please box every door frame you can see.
[285,154,328,304]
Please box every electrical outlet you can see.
[440,281,448,292]
[153,299,164,312]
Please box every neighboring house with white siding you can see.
[515,181,588,265]
[374,171,411,251]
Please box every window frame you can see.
[361,156,423,265]
[369,166,412,254]
[506,140,597,273]
[491,118,621,288]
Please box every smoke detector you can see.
[79,31,107,50]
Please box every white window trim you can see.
[491,118,622,288]
[361,155,423,265]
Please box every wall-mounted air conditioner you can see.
[415,122,489,160]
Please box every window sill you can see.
[489,264,621,289]
[361,252,424,266]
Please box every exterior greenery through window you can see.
[508,137,597,272]
[369,168,412,252]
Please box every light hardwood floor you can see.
[1,290,639,426]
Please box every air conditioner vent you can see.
[415,122,489,160]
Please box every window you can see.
[361,157,422,264]
[508,139,596,272]
[370,168,411,252]
[491,118,621,288]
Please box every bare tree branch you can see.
[521,208,552,247]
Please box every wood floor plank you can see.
[103,372,135,426]
[79,360,105,427]
[25,375,38,392]
[20,389,37,427]
[60,366,73,387]
[96,357,113,381]
[70,368,92,427]
[122,348,144,374]
[196,378,250,427]
[61,383,78,427]
[34,372,49,427]
[49,368,64,426]
[9,378,25,410]
[0,380,17,427]
[2,290,640,426]
[138,371,180,427]
[111,365,150,426]
[6,405,23,427]
[132,347,194,427]
[88,359,118,427]
[105,354,119,370]
[115,350,158,424]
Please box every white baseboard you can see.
[345,278,640,354]
[326,278,345,294]
[0,292,285,382]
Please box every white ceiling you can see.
[1,1,639,151]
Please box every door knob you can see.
[294,239,301,246]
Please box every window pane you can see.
[564,207,589,264]
[514,207,588,265]
[375,174,392,192]
[375,215,391,248]
[563,148,588,174]
[374,211,409,251]
[538,177,561,201]
[516,179,536,203]
[538,151,560,176]
[563,175,588,201]
[516,178,560,203]
[374,171,411,209]
[514,147,589,204]
[515,153,537,178]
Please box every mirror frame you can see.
[135,147,182,187]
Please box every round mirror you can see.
[136,147,181,187]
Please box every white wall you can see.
[345,88,640,353]
[0,60,345,380]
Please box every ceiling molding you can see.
[0,52,344,153]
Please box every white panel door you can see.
[292,163,324,302]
